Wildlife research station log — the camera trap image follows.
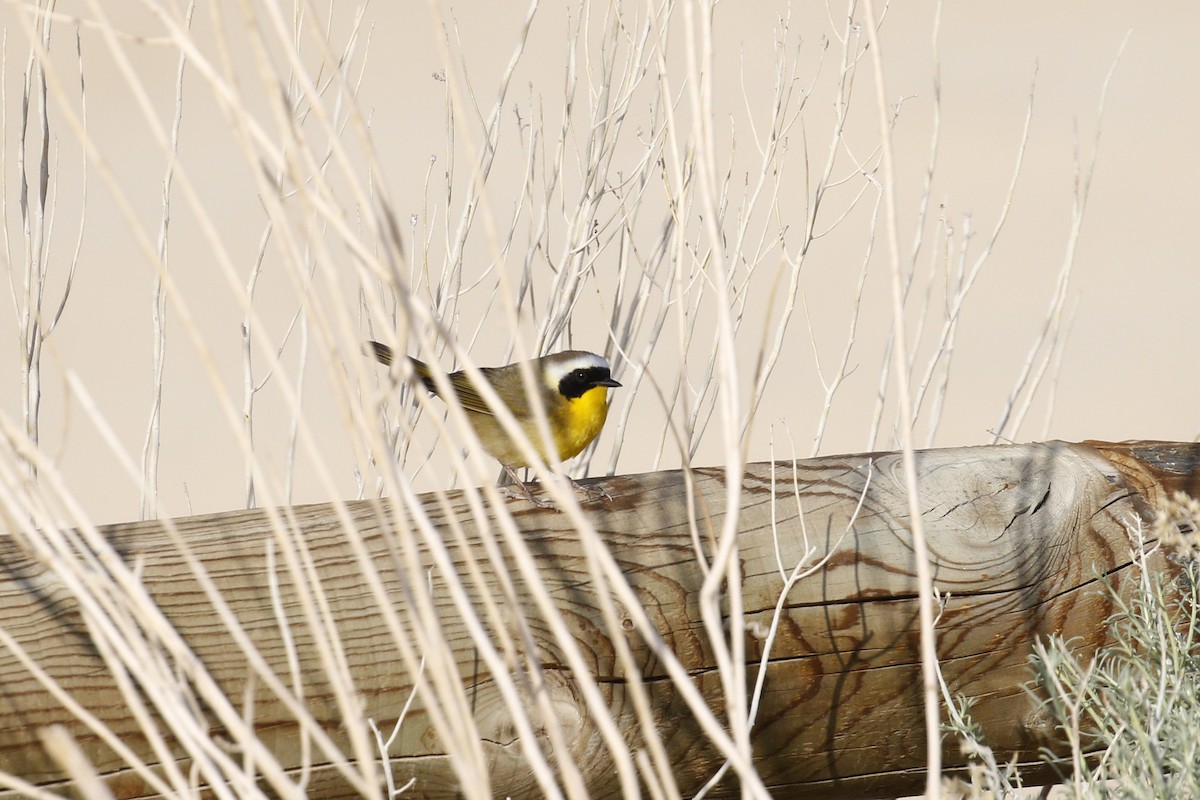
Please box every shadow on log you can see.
[0,440,1195,798]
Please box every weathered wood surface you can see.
[0,440,1194,798]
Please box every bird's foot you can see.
[500,465,611,508]
[566,476,612,502]
[501,465,559,510]
[499,482,559,510]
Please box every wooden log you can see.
[0,440,1192,798]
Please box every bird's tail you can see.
[364,340,395,366]
[364,340,435,391]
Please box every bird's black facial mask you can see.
[558,367,621,399]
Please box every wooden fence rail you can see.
[0,440,1194,798]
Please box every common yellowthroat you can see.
[366,341,621,502]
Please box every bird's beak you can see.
[598,377,622,388]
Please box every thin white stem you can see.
[860,0,943,795]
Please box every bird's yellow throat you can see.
[552,384,612,461]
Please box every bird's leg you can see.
[497,465,610,507]
[500,464,557,509]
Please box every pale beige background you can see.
[2,1,1197,525]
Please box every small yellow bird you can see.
[366,340,621,502]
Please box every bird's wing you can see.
[441,368,507,416]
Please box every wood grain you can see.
[0,440,1188,798]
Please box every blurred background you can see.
[1,1,1197,526]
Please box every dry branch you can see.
[0,439,1193,798]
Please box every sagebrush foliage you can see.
[944,501,1200,799]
